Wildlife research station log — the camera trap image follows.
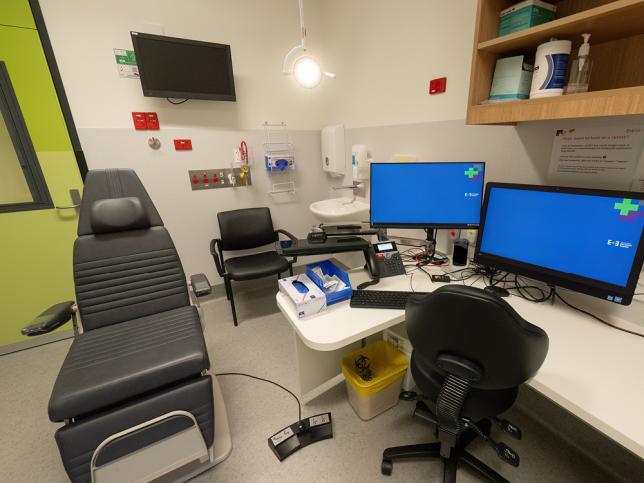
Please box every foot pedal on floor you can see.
[464,418,520,467]
[495,442,520,467]
[494,417,522,440]
[268,412,333,461]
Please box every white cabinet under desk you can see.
[276,262,644,459]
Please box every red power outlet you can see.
[145,112,159,130]
[174,139,192,150]
[132,112,147,130]
[429,77,447,95]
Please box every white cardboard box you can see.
[278,274,327,319]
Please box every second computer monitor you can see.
[370,162,485,228]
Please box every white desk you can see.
[276,265,644,459]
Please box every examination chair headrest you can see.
[78,169,163,236]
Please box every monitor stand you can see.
[385,228,436,255]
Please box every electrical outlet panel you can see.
[189,167,252,190]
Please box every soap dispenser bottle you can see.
[565,33,593,94]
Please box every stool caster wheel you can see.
[381,459,393,476]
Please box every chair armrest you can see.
[276,228,297,241]
[21,301,75,336]
[209,238,225,277]
[276,229,298,263]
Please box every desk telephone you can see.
[365,241,406,280]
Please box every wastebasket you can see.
[341,341,409,420]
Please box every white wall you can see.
[39,0,343,286]
[39,0,328,130]
[318,0,477,128]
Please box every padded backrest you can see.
[74,169,189,331]
[217,207,277,251]
[406,285,548,390]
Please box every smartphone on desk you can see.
[364,241,406,279]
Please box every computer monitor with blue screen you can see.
[474,183,644,305]
[370,162,485,228]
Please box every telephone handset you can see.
[365,247,381,280]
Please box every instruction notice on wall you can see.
[114,48,139,78]
[548,125,644,190]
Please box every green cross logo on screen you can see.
[614,198,639,216]
[464,167,479,179]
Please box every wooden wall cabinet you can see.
[466,0,644,124]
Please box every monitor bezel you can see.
[131,31,236,102]
[369,161,486,229]
[474,182,644,305]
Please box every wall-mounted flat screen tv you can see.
[131,31,236,101]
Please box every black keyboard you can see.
[350,290,429,310]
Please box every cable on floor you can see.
[216,372,302,424]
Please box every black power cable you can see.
[216,372,302,426]
[553,292,644,339]
[166,97,189,105]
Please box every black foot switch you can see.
[495,442,520,467]
[268,412,333,461]
[494,417,522,440]
[463,418,520,468]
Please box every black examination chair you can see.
[381,285,549,482]
[22,169,231,482]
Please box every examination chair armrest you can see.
[21,301,75,336]
[190,273,212,297]
[209,238,225,277]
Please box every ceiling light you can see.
[293,56,322,88]
[283,0,334,88]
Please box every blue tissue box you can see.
[306,260,353,305]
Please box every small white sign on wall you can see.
[548,125,644,190]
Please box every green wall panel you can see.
[0,0,36,29]
[0,153,79,346]
[0,19,81,346]
[0,27,72,152]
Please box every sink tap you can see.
[332,181,364,191]
[332,181,364,202]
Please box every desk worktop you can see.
[276,266,644,458]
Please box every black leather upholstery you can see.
[225,251,290,281]
[90,197,150,234]
[407,285,549,392]
[55,376,214,483]
[217,207,278,250]
[78,169,162,236]
[46,168,216,483]
[49,306,209,422]
[74,227,190,331]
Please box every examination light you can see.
[283,0,335,88]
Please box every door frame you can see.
[28,0,87,181]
